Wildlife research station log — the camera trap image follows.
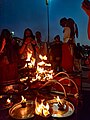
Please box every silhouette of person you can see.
[0,29,18,85]
[82,0,90,39]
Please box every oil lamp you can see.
[21,96,26,108]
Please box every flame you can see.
[24,51,36,68]
[21,96,26,103]
[35,98,50,117]
[6,98,11,104]
[35,55,54,81]
[24,53,54,82]
[4,85,14,92]
[20,77,28,82]
[39,55,47,60]
[26,51,32,61]
[53,96,64,106]
[0,96,2,99]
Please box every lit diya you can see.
[9,96,34,119]
[0,95,13,110]
[48,96,75,118]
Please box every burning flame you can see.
[35,55,54,81]
[6,98,11,104]
[20,77,28,82]
[24,52,54,82]
[54,96,62,103]
[39,55,47,60]
[0,96,2,99]
[35,98,50,117]
[21,96,26,103]
[25,51,36,68]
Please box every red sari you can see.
[62,43,74,73]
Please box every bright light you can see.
[11,31,14,36]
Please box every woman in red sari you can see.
[60,17,78,73]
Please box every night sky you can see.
[0,0,90,45]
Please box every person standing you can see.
[60,17,78,73]
[49,35,62,72]
[35,31,47,56]
[19,28,39,67]
[0,29,18,85]
[82,0,90,40]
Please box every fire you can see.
[25,51,36,68]
[39,55,47,60]
[21,96,26,103]
[35,55,54,81]
[4,85,14,92]
[6,98,11,104]
[20,77,28,82]
[35,98,50,117]
[54,96,62,103]
[23,52,54,82]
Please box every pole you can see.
[46,0,50,61]
[46,0,49,43]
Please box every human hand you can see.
[0,38,6,53]
[24,37,32,45]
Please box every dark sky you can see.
[0,0,90,45]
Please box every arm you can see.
[19,37,31,54]
[19,43,27,54]
[0,38,6,54]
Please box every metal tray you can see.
[51,100,75,118]
[9,100,34,119]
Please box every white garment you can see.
[63,27,71,43]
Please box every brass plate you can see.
[9,101,34,119]
[51,101,74,118]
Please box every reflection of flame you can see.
[35,98,50,117]
[21,96,26,103]
[20,107,28,118]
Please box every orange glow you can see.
[6,98,11,104]
[35,98,50,117]
[25,51,36,68]
[35,55,54,81]
[21,96,26,103]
